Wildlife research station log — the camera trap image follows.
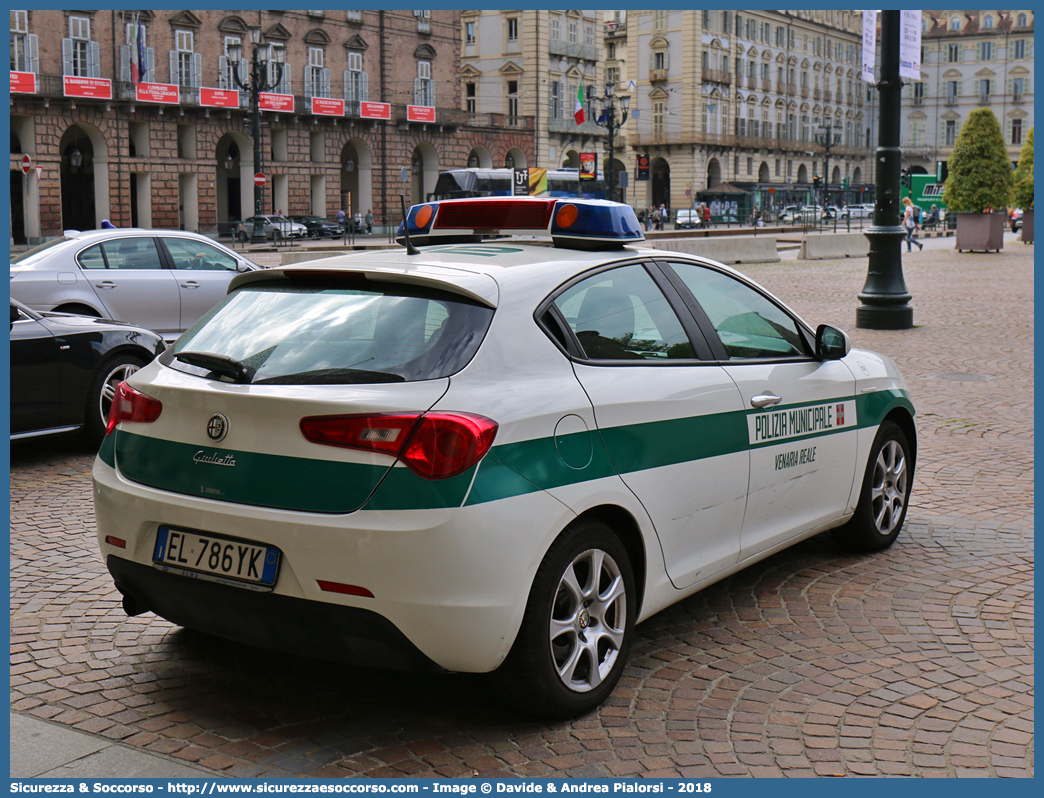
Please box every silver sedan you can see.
[10,229,260,341]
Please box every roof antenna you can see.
[399,195,421,256]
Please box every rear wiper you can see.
[173,351,254,384]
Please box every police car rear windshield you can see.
[162,278,494,385]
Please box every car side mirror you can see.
[11,304,20,324]
[816,324,851,360]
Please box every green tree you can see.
[1013,126,1034,209]
[942,108,1014,213]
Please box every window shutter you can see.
[88,40,101,77]
[665,51,670,71]
[120,45,131,82]
[414,76,423,105]
[359,71,368,101]
[27,34,38,74]
[169,49,178,84]
[280,64,290,95]
[1005,119,1012,142]
[343,69,351,100]
[192,53,202,89]
[219,56,229,89]
[1024,75,1031,94]
[322,67,330,98]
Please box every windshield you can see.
[163,278,494,385]
[11,237,72,266]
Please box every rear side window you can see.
[553,264,694,360]
[164,278,494,385]
[99,238,163,270]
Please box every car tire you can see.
[83,352,146,448]
[237,230,248,244]
[831,420,913,553]
[497,517,635,718]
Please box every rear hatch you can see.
[110,272,495,514]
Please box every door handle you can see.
[180,281,200,289]
[750,393,782,409]
[95,281,116,289]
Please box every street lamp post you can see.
[856,10,913,329]
[228,25,285,245]
[815,123,842,217]
[594,83,630,203]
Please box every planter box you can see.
[1021,208,1034,244]
[955,212,1006,252]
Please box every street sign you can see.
[254,173,267,188]
[21,154,31,175]
[636,154,650,181]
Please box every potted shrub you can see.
[943,108,1014,252]
[1014,127,1033,244]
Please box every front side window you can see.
[308,47,326,97]
[465,21,475,45]
[167,279,494,385]
[552,264,694,361]
[163,238,238,271]
[668,262,807,360]
[175,29,194,87]
[506,17,518,42]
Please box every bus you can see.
[431,168,607,201]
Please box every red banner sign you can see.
[359,101,391,120]
[259,92,294,113]
[311,97,345,117]
[136,82,179,105]
[63,76,112,100]
[407,105,436,123]
[10,71,36,94]
[200,87,240,109]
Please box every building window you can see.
[174,29,196,88]
[10,9,32,72]
[654,50,668,71]
[345,51,366,106]
[983,16,993,30]
[981,42,992,61]
[775,158,781,176]
[1012,76,1025,101]
[980,78,992,101]
[549,80,561,118]
[946,79,959,101]
[1017,13,1027,27]
[654,11,665,32]
[465,21,475,46]
[414,10,431,34]
[346,11,362,24]
[607,42,615,60]
[568,20,577,45]
[465,82,476,115]
[653,100,665,136]
[911,118,924,146]
[507,79,519,124]
[606,66,618,87]
[951,18,960,31]
[1014,40,1025,60]
[550,17,560,41]
[1011,118,1023,145]
[585,24,594,48]
[945,120,957,146]
[307,47,328,98]
[415,60,434,106]
[948,43,960,62]
[506,17,518,42]
[68,16,92,77]
[913,81,925,105]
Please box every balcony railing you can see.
[761,79,772,92]
[857,95,864,107]
[801,86,809,98]
[650,68,669,82]
[823,89,832,102]
[913,96,924,106]
[549,40,599,61]
[776,80,786,94]
[417,18,431,34]
[604,20,626,36]
[464,113,533,130]
[787,83,796,96]
[702,68,731,84]
[813,88,821,100]
[548,115,606,134]
[980,93,991,104]
[1013,93,1024,104]
[946,95,958,105]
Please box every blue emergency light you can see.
[395,197,645,250]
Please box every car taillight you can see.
[105,382,163,436]
[300,412,498,480]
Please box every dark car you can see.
[10,299,166,446]
[288,215,345,239]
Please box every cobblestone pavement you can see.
[11,240,1033,778]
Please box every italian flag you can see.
[574,85,585,125]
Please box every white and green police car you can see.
[94,197,915,717]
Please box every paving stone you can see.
[9,241,1034,778]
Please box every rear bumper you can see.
[107,555,443,671]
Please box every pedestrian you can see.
[749,206,760,228]
[902,196,923,252]
[658,203,667,230]
[354,210,363,233]
[703,203,711,228]
[365,209,373,234]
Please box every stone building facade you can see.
[624,10,874,217]
[9,9,535,243]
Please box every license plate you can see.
[153,527,280,587]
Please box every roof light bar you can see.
[396,197,645,250]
